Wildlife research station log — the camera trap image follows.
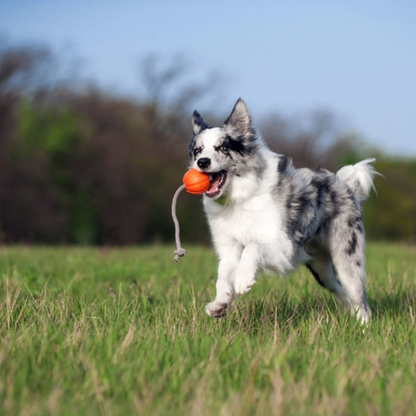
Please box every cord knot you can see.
[171,184,187,262]
[173,248,186,262]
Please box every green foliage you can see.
[364,158,416,241]
[1,44,416,244]
[17,99,79,160]
[0,244,416,415]
[13,100,99,244]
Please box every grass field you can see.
[0,243,416,416]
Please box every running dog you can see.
[189,98,378,323]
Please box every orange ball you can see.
[182,169,210,195]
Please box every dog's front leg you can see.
[205,249,240,318]
[234,243,260,295]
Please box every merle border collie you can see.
[189,99,378,323]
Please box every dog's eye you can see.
[220,144,228,152]
[193,148,201,157]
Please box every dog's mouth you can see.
[206,170,228,198]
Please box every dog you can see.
[188,98,378,323]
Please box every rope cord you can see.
[171,184,187,262]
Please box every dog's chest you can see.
[206,195,283,245]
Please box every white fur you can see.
[336,158,378,201]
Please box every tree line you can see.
[0,41,415,244]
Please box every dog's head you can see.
[188,99,260,200]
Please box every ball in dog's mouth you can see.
[206,170,228,198]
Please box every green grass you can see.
[0,243,416,416]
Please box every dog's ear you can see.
[192,111,209,135]
[224,98,251,135]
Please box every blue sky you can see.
[1,0,416,155]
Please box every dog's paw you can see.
[205,300,230,318]
[353,304,372,325]
[234,278,255,295]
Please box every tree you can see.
[259,110,353,171]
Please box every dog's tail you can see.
[336,158,379,203]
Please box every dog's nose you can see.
[197,158,211,169]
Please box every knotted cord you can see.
[171,184,187,262]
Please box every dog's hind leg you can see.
[330,227,372,324]
[205,245,241,318]
[306,250,351,310]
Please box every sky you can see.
[1,0,416,156]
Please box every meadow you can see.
[0,243,415,416]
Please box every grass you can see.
[0,243,416,416]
